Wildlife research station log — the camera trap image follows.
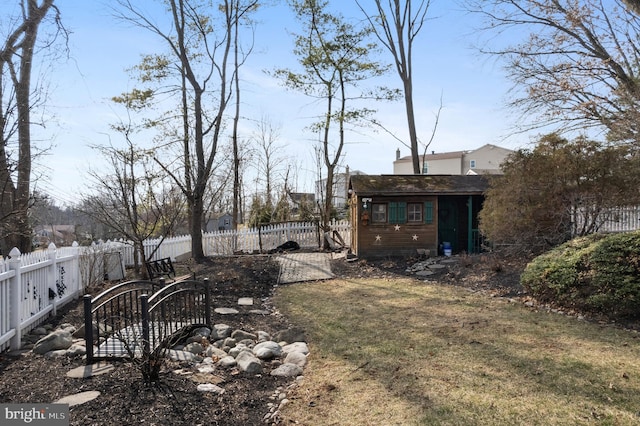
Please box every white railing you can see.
[0,243,83,353]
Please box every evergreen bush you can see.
[521,231,640,318]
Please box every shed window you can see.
[372,204,387,223]
[470,159,476,168]
[408,203,422,222]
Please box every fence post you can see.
[141,294,150,358]
[71,242,83,298]
[48,243,58,317]
[84,295,94,364]
[203,278,211,328]
[8,247,22,351]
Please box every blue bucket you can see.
[443,242,452,257]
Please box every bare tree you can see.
[251,115,285,208]
[230,1,259,233]
[356,0,431,174]
[0,0,66,253]
[79,138,185,277]
[113,0,256,261]
[466,0,640,143]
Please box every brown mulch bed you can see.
[0,252,529,425]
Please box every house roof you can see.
[349,174,490,196]
[396,151,464,162]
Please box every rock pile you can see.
[406,256,456,277]
[25,322,309,424]
[170,325,309,380]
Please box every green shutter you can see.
[389,202,397,223]
[389,202,407,224]
[397,202,406,223]
[424,201,433,224]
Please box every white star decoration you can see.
[375,235,382,241]
[394,225,401,231]
[412,234,419,241]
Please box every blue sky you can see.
[21,0,527,206]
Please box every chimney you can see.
[432,150,435,155]
[396,148,400,160]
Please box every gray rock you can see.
[205,346,228,359]
[55,391,101,407]
[236,351,263,374]
[211,324,232,340]
[284,351,307,367]
[197,383,225,394]
[59,323,77,333]
[33,329,73,355]
[231,329,257,341]
[72,323,112,339]
[43,349,68,359]
[271,363,303,377]
[229,343,251,358]
[273,327,306,344]
[184,342,205,354]
[214,307,239,315]
[253,341,282,360]
[223,337,237,348]
[66,344,86,357]
[282,342,309,355]
[237,338,256,348]
[32,327,48,335]
[217,356,237,367]
[257,331,271,342]
[166,349,202,362]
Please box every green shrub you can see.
[521,231,640,319]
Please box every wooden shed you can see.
[348,175,489,258]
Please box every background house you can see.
[33,225,77,248]
[393,144,513,175]
[315,167,366,217]
[348,175,489,258]
[205,213,234,232]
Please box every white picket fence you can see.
[0,220,351,353]
[117,220,351,266]
[0,243,83,353]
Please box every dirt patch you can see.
[0,252,529,425]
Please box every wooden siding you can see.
[354,195,439,258]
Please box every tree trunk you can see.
[191,194,205,260]
[403,79,420,174]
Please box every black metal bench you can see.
[145,257,194,282]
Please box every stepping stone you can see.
[214,307,239,315]
[66,362,115,378]
[416,270,434,276]
[238,297,253,306]
[428,264,446,269]
[249,309,270,315]
[55,391,101,407]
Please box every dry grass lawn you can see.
[272,277,640,425]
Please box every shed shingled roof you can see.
[349,174,490,196]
